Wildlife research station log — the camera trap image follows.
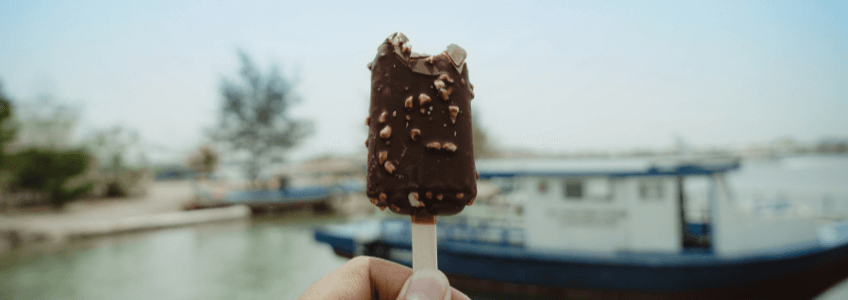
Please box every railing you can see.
[683,186,848,222]
[732,189,848,220]
[379,217,525,247]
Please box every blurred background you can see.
[0,1,846,299]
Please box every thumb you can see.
[396,269,451,300]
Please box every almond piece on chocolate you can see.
[418,93,431,106]
[439,88,450,101]
[408,192,423,207]
[410,129,421,141]
[434,80,445,90]
[404,96,413,109]
[380,126,392,139]
[438,73,454,83]
[449,106,459,124]
[443,142,457,152]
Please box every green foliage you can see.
[0,82,16,167]
[8,149,92,208]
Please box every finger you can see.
[395,269,450,300]
[449,288,471,300]
[298,256,470,300]
[299,256,381,300]
[395,269,472,300]
[366,257,414,300]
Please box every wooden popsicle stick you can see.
[411,215,437,272]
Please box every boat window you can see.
[585,177,614,202]
[639,180,664,201]
[537,179,549,194]
[494,178,518,194]
[563,180,583,200]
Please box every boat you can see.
[191,158,367,212]
[314,157,848,299]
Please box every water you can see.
[1,155,847,299]
[0,216,348,300]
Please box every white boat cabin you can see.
[477,158,823,256]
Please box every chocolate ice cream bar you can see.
[365,33,478,218]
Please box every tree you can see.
[209,51,312,186]
[1,87,91,208]
[0,81,16,167]
[7,149,92,208]
[188,145,219,178]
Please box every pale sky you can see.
[1,1,846,164]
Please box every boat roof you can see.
[476,156,741,178]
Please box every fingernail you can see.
[405,270,448,300]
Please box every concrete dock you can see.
[0,181,250,252]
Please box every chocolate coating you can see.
[365,32,477,218]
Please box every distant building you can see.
[817,138,848,154]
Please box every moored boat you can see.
[314,157,848,299]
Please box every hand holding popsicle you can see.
[364,31,477,300]
[297,256,469,300]
[301,32,475,300]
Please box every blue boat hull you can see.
[195,186,335,212]
[315,220,848,299]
